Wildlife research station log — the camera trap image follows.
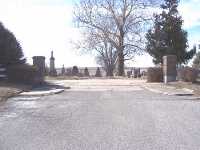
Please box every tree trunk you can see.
[117,27,125,76]
[106,66,114,76]
[117,51,124,76]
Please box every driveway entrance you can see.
[0,79,200,150]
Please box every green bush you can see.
[72,66,79,76]
[84,67,90,76]
[7,64,41,85]
[95,67,102,77]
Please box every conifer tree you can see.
[146,0,196,65]
[0,22,26,66]
[95,67,102,77]
[84,67,90,76]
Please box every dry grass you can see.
[168,81,200,96]
[45,76,89,80]
[0,81,32,101]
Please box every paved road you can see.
[1,79,200,150]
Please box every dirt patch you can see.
[0,81,32,101]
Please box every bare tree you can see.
[96,41,117,76]
[74,27,117,76]
[74,0,158,76]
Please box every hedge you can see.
[147,67,163,82]
[7,64,43,85]
[177,67,198,83]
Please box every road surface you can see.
[0,79,200,150]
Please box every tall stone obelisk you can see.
[49,51,57,76]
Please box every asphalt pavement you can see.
[0,79,200,150]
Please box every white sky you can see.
[0,0,199,68]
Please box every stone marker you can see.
[61,64,65,75]
[163,55,177,83]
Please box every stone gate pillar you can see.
[163,55,177,83]
[32,56,45,78]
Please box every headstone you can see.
[49,51,57,76]
[61,65,65,75]
[137,68,141,78]
[127,71,131,78]
[163,55,177,83]
[66,68,72,76]
[133,68,137,78]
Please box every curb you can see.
[184,96,200,100]
[142,85,194,96]
[20,89,65,96]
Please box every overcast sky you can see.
[0,0,199,68]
